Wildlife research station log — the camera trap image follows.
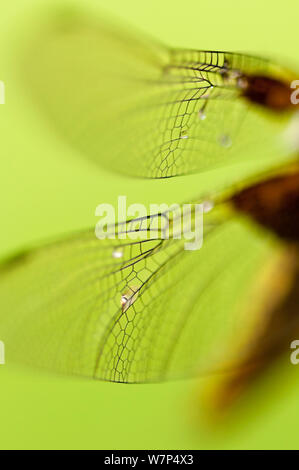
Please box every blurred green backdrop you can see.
[0,0,299,449]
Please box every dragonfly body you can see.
[204,167,299,413]
[205,254,299,411]
[232,167,299,242]
[241,75,296,111]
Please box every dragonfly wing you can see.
[21,8,294,179]
[0,206,281,382]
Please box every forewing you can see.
[20,8,294,179]
[0,205,280,382]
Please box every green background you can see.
[1,0,299,449]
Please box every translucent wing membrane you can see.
[21,10,295,179]
[0,204,280,382]
[8,7,297,383]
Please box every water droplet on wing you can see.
[203,200,214,213]
[112,247,124,259]
[121,286,139,312]
[199,109,206,120]
[201,86,214,99]
[219,134,232,148]
[180,129,189,139]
